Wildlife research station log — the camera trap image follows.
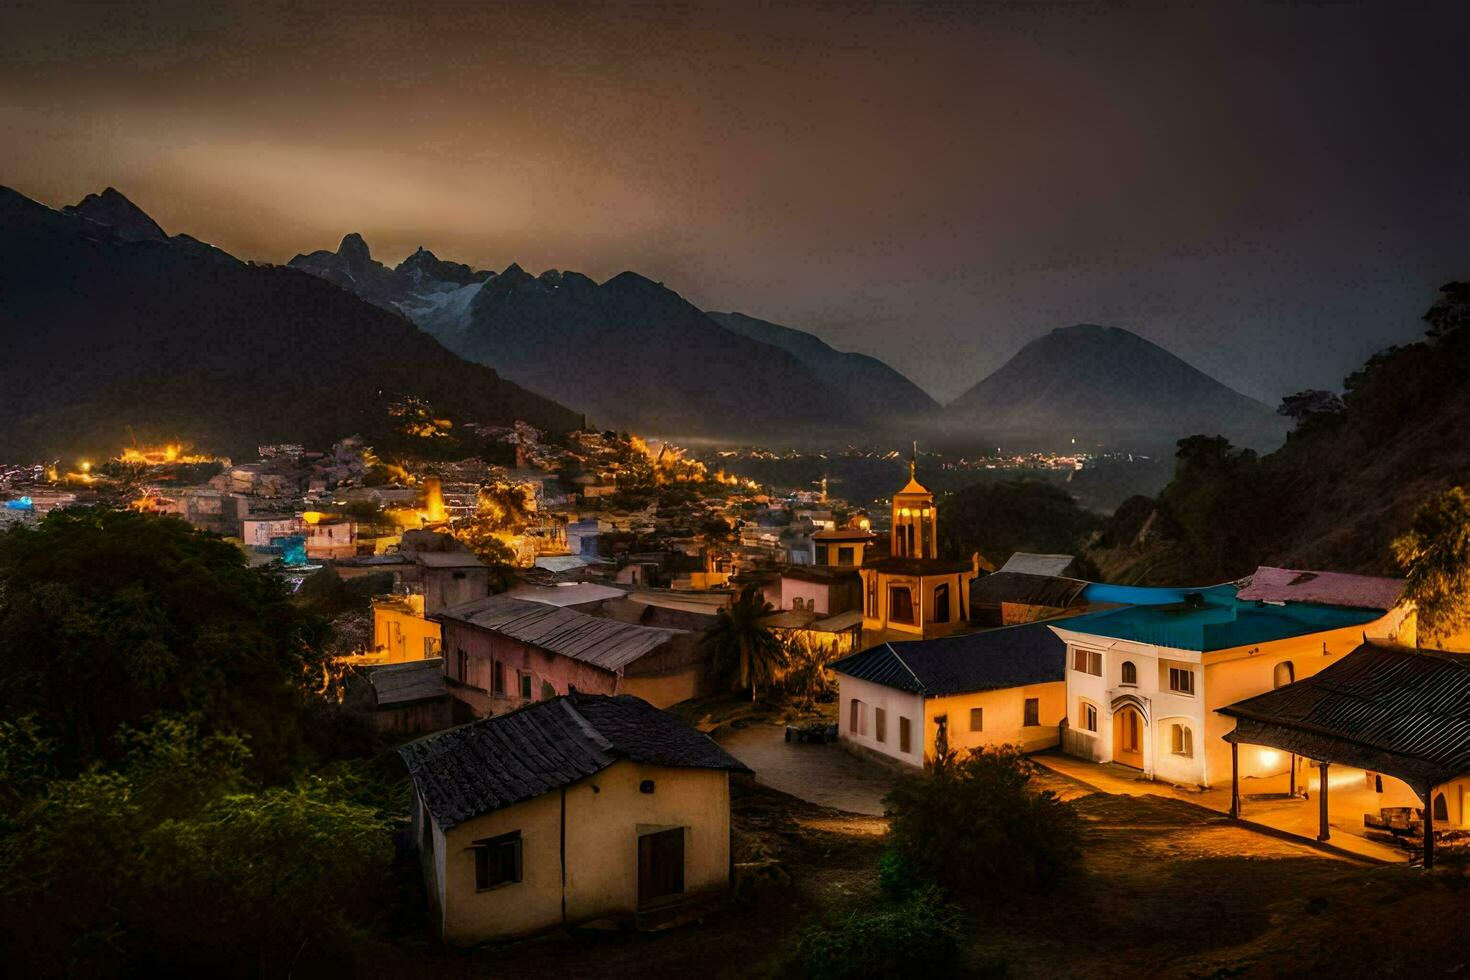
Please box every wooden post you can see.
[1423,784,1436,870]
[1317,761,1330,841]
[1229,741,1240,819]
[1289,752,1296,797]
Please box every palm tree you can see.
[702,585,785,702]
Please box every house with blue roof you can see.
[1049,567,1413,788]
[829,621,1068,768]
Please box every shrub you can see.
[793,887,960,980]
[884,745,1081,896]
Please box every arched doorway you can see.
[1113,705,1145,769]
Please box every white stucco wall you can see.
[838,674,926,766]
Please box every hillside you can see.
[707,311,937,421]
[1088,282,1470,584]
[944,324,1285,449]
[0,187,581,461]
[288,236,901,442]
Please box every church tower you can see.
[890,445,936,559]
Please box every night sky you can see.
[4,1,1467,404]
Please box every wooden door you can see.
[638,827,685,908]
[1113,706,1144,769]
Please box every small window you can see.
[866,581,877,618]
[520,672,533,700]
[969,707,983,733]
[889,587,915,625]
[457,649,469,682]
[899,716,912,754]
[1082,702,1098,732]
[1171,724,1193,757]
[1168,667,1195,696]
[474,831,522,890]
[875,707,887,744]
[1121,661,1137,685]
[1072,649,1102,676]
[934,583,950,623]
[1273,661,1295,689]
[849,698,863,734]
[493,660,505,696]
[1024,698,1040,727]
[838,546,854,566]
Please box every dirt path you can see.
[718,721,897,816]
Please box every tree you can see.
[938,479,1100,569]
[702,585,785,702]
[883,745,1080,896]
[780,632,838,710]
[1277,389,1345,426]
[1392,487,1470,638]
[0,509,327,778]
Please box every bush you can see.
[884,746,1081,897]
[793,887,961,980]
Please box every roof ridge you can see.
[561,696,615,753]
[885,642,928,696]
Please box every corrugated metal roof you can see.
[971,571,1088,609]
[415,551,486,569]
[399,693,751,828]
[1236,566,1403,611]
[367,658,447,707]
[831,622,1065,697]
[436,594,685,671]
[1220,643,1470,788]
[997,553,1076,577]
[505,582,628,606]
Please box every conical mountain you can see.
[945,324,1284,448]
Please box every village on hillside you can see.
[2,414,1467,975]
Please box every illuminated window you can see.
[1168,667,1195,696]
[1273,661,1295,688]
[473,831,522,890]
[1024,698,1040,727]
[1171,724,1193,757]
[1072,649,1102,676]
[875,707,887,743]
[1081,702,1098,732]
[969,707,983,732]
[1120,661,1137,685]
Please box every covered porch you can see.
[1219,642,1470,869]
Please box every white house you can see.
[831,621,1068,768]
[1051,570,1412,788]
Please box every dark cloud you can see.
[3,0,1466,402]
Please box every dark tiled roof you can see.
[970,571,1088,609]
[862,556,973,576]
[400,693,751,829]
[781,564,861,584]
[1220,643,1470,789]
[830,622,1066,697]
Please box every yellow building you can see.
[400,693,751,944]
[859,460,979,643]
[372,594,442,663]
[831,621,1067,767]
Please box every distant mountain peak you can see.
[338,232,371,264]
[63,187,166,241]
[944,321,1284,449]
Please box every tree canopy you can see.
[938,479,1101,571]
[0,509,327,778]
[1392,486,1470,638]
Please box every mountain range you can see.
[0,187,580,461]
[289,233,1282,449]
